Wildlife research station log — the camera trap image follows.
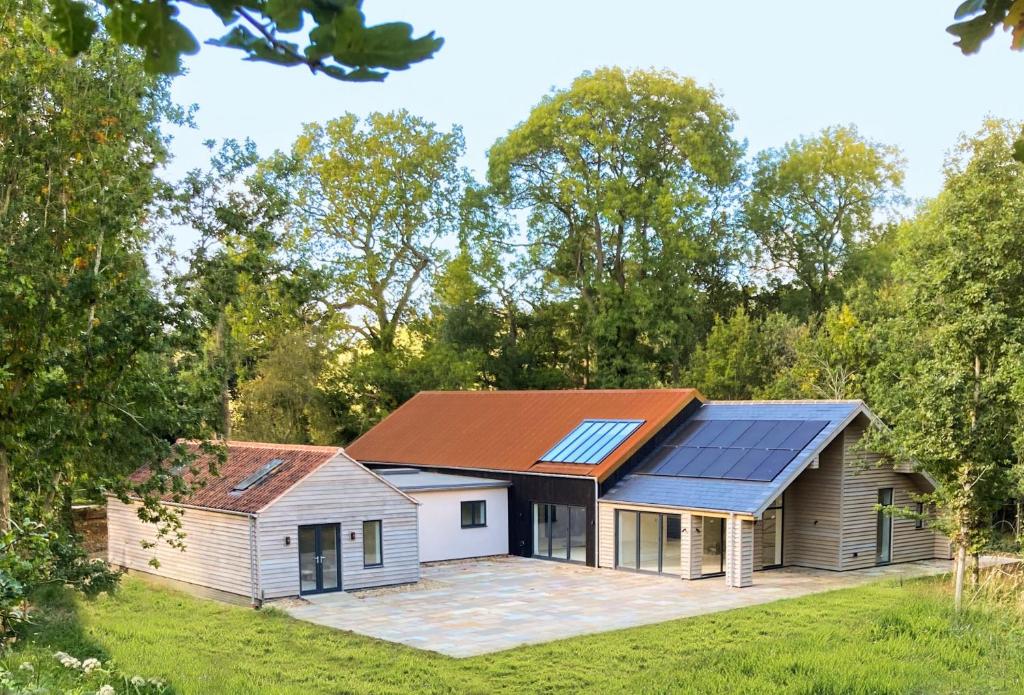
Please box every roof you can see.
[601,401,866,517]
[376,468,512,493]
[346,389,702,481]
[129,441,343,514]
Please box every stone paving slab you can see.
[275,555,992,658]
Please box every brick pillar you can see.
[679,513,703,580]
[725,515,754,588]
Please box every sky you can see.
[164,0,1024,244]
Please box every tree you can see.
[685,308,799,399]
[488,67,745,387]
[948,0,1024,55]
[867,119,1024,610]
[46,0,442,81]
[0,0,220,620]
[743,126,905,318]
[284,111,465,356]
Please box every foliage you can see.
[685,308,799,399]
[865,119,1024,608]
[6,576,1024,693]
[948,0,1024,54]
[46,0,443,81]
[488,67,745,387]
[743,126,905,317]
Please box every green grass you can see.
[5,575,1024,694]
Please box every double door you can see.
[299,523,341,594]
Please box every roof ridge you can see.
[415,388,699,395]
[225,440,341,453]
[706,399,864,405]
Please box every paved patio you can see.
[274,555,980,657]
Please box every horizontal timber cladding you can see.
[840,418,941,570]
[375,466,598,565]
[258,452,419,599]
[782,437,845,570]
[106,498,254,599]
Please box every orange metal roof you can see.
[346,389,702,481]
[130,441,342,514]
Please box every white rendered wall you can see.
[415,487,509,562]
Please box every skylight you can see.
[232,458,285,493]
[539,419,644,464]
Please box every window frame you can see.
[362,519,383,568]
[460,500,487,528]
[915,502,925,529]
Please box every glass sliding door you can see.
[702,516,725,576]
[662,515,682,575]
[533,503,586,564]
[638,512,661,572]
[617,510,638,570]
[876,488,893,565]
[615,510,682,576]
[297,523,342,595]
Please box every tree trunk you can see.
[0,448,10,533]
[971,552,980,586]
[954,543,967,612]
[214,311,231,440]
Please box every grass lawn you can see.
[5,574,1024,694]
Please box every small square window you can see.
[915,502,925,529]
[461,500,486,528]
[363,520,382,567]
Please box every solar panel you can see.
[232,458,285,492]
[637,419,828,482]
[539,419,644,464]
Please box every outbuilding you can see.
[107,441,420,604]
[377,468,511,562]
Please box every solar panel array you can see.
[232,458,285,493]
[639,419,828,482]
[539,419,645,464]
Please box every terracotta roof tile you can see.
[131,441,340,514]
[346,389,702,481]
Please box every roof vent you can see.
[232,458,285,493]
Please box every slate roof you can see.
[129,441,344,514]
[346,389,702,480]
[377,468,512,492]
[601,401,866,516]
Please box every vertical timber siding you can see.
[782,438,844,570]
[258,452,419,599]
[840,419,939,569]
[107,498,253,598]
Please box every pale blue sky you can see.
[166,1,1023,214]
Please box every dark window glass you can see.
[461,500,486,528]
[915,502,925,529]
[363,520,382,567]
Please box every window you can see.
[615,510,683,575]
[461,500,486,528]
[363,520,382,567]
[876,488,893,565]
[532,503,586,563]
[915,502,925,529]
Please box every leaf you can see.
[103,0,199,75]
[947,14,1000,54]
[1004,0,1024,49]
[265,0,305,33]
[1012,136,1024,163]
[48,0,98,56]
[954,0,988,20]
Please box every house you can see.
[377,468,511,562]
[347,391,950,587]
[107,441,420,604]
[345,389,704,565]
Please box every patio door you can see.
[702,516,725,576]
[298,523,341,595]
[876,488,893,565]
[532,503,586,563]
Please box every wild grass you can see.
[3,572,1024,694]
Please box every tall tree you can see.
[0,1,218,542]
[488,67,744,387]
[743,126,905,317]
[867,119,1024,610]
[284,111,465,356]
